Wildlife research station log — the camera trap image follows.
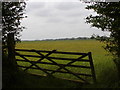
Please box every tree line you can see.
[33,36,96,41]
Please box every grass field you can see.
[15,39,119,88]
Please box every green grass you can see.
[15,39,119,88]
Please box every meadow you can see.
[15,39,119,88]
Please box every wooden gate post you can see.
[7,33,18,70]
[88,52,96,83]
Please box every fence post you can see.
[88,52,96,83]
[7,33,18,70]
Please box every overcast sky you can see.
[21,0,110,40]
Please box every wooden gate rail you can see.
[15,49,87,55]
[17,65,92,76]
[16,59,91,68]
[15,49,96,84]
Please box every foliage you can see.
[2,2,27,85]
[2,2,26,46]
[85,2,120,58]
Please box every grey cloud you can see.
[66,19,82,24]
[21,1,109,40]
[33,3,58,17]
[53,2,90,18]
[26,2,89,18]
[36,9,53,17]
[26,2,45,13]
[47,17,62,23]
[65,11,82,17]
[46,16,83,24]
[63,7,96,18]
[55,2,85,10]
[26,1,92,25]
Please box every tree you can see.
[85,2,120,79]
[2,2,26,70]
[2,2,26,46]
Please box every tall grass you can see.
[16,40,119,88]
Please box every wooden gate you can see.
[15,49,96,84]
